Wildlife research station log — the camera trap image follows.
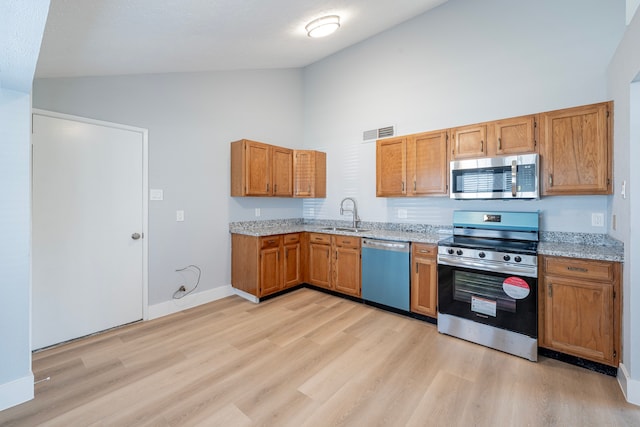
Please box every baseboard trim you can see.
[232,288,259,303]
[148,285,234,320]
[0,373,34,411]
[618,362,640,406]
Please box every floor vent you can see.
[363,125,395,142]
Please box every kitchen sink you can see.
[320,227,369,233]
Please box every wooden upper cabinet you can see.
[451,124,486,159]
[272,147,293,197]
[408,131,449,196]
[376,137,407,196]
[231,139,271,196]
[490,115,536,156]
[231,140,325,198]
[539,101,612,195]
[293,150,326,198]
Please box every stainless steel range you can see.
[437,210,539,361]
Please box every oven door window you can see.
[453,270,516,313]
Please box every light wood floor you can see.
[2,288,640,426]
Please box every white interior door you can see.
[32,111,147,350]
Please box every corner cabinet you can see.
[539,101,612,195]
[293,150,326,198]
[231,140,325,198]
[410,243,438,318]
[231,233,304,298]
[539,255,621,367]
[376,130,449,197]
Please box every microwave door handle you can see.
[511,160,517,197]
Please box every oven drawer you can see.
[543,257,615,282]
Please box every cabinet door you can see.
[410,244,438,317]
[332,237,361,297]
[543,276,615,365]
[260,246,280,296]
[293,151,313,197]
[492,115,536,156]
[309,243,331,289]
[539,102,611,195]
[272,147,293,197]
[376,137,407,196]
[451,124,486,159]
[283,242,301,288]
[408,131,449,196]
[245,140,272,196]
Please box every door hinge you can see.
[534,120,537,128]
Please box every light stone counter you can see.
[229,220,624,262]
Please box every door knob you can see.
[131,232,141,240]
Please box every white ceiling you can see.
[35,0,449,78]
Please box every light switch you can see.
[176,210,185,222]
[150,189,164,201]
[591,213,604,227]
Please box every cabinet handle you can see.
[480,140,484,152]
[274,184,277,193]
[548,283,553,298]
[498,137,502,151]
[418,249,430,254]
[548,174,553,187]
[335,252,338,260]
[266,183,270,192]
[416,262,419,274]
[414,181,417,191]
[567,266,588,273]
[267,239,275,244]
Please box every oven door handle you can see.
[511,159,517,197]
[437,254,537,278]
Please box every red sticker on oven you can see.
[503,277,530,299]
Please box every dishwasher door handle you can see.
[362,239,409,252]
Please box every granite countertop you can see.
[230,219,624,262]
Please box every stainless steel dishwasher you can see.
[361,239,410,311]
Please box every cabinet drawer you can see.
[260,236,281,249]
[333,235,360,249]
[412,243,437,258]
[283,233,300,244]
[309,233,331,245]
[544,257,615,282]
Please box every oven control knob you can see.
[456,249,463,256]
[503,255,511,261]
[478,252,486,258]
[447,248,455,255]
[514,256,522,263]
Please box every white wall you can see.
[0,0,49,411]
[33,69,304,305]
[0,89,34,410]
[302,0,624,232]
[608,5,640,403]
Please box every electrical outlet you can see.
[255,208,261,217]
[591,213,605,227]
[398,208,408,219]
[176,210,185,222]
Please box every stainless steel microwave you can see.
[450,154,539,199]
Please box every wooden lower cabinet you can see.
[231,233,303,298]
[539,255,621,366]
[410,243,438,318]
[332,235,361,297]
[308,233,332,289]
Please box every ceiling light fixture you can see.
[305,15,340,38]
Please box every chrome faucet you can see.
[340,197,360,229]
